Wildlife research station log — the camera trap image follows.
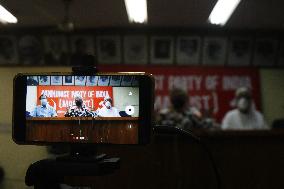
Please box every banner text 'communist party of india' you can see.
[37,86,113,117]
[99,66,260,122]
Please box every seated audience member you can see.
[97,96,120,117]
[156,88,202,130]
[65,95,95,117]
[31,94,57,117]
[221,87,268,130]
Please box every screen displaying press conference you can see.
[25,75,140,144]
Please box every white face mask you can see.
[237,98,250,112]
[40,99,48,106]
[105,101,111,109]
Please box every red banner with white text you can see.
[99,65,261,122]
[37,86,113,117]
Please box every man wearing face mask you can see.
[97,96,120,117]
[221,87,268,130]
[31,94,57,117]
[65,95,95,117]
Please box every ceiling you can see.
[1,0,284,30]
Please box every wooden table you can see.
[26,117,139,144]
[64,128,284,189]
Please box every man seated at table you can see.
[31,94,57,117]
[97,96,120,117]
[156,88,202,130]
[221,87,268,130]
[64,95,95,117]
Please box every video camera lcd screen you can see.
[13,73,153,145]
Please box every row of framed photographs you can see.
[1,34,284,66]
[27,75,139,87]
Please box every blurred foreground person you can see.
[157,89,202,130]
[221,87,268,130]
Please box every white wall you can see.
[113,87,139,117]
[260,69,284,125]
[26,86,37,113]
[0,67,70,188]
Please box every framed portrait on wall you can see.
[109,76,122,86]
[124,35,147,64]
[253,38,277,66]
[0,35,18,65]
[97,35,121,64]
[150,36,174,64]
[51,76,63,85]
[27,76,39,86]
[70,35,95,66]
[86,76,98,86]
[228,37,252,66]
[43,35,69,66]
[75,76,87,86]
[18,35,44,65]
[63,76,74,85]
[176,36,201,65]
[98,76,110,86]
[121,76,133,86]
[202,37,227,66]
[131,76,139,86]
[38,76,50,85]
[277,39,284,67]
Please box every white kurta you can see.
[97,106,120,117]
[221,109,268,130]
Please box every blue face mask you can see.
[40,99,47,106]
[105,101,111,109]
[237,97,250,112]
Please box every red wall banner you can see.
[37,86,113,117]
[98,65,261,122]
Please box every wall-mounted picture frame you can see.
[151,36,174,64]
[124,35,147,64]
[51,76,63,85]
[0,35,18,65]
[75,76,87,86]
[121,76,133,86]
[18,35,44,65]
[38,76,50,85]
[202,37,227,66]
[109,76,122,86]
[63,76,74,85]
[253,38,277,66]
[228,37,252,66]
[98,76,110,86]
[97,35,121,64]
[70,35,95,66]
[86,76,98,86]
[131,76,139,86]
[43,35,69,66]
[27,76,39,86]
[176,36,201,65]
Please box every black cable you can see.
[153,125,221,189]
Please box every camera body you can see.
[13,72,154,145]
